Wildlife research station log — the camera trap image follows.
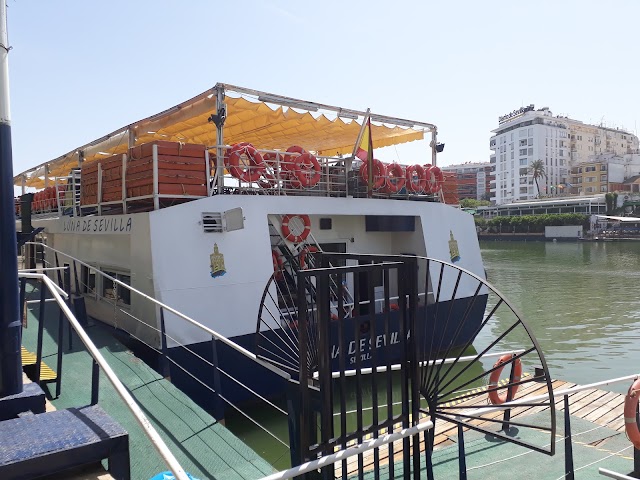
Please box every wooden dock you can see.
[337,377,633,477]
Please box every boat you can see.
[13,83,488,403]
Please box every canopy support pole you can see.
[215,87,226,194]
[431,130,438,167]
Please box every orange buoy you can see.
[488,354,522,405]
[384,163,406,194]
[272,250,284,280]
[292,152,321,188]
[624,379,640,449]
[227,143,265,182]
[281,214,311,243]
[405,164,427,194]
[299,245,319,269]
[359,159,386,189]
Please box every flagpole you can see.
[351,108,370,160]
[0,0,23,397]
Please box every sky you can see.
[5,0,640,180]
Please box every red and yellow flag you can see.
[355,118,373,162]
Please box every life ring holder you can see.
[281,214,311,244]
[405,164,427,194]
[488,354,522,405]
[359,159,386,190]
[227,143,265,183]
[259,152,282,188]
[384,163,406,194]
[624,378,640,449]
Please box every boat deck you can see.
[21,289,274,480]
[344,377,637,479]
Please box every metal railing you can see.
[27,241,295,469]
[19,271,190,480]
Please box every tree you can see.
[528,160,547,198]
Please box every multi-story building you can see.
[569,153,640,195]
[441,162,493,201]
[489,105,639,205]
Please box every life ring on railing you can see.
[259,152,282,188]
[272,250,284,280]
[292,153,321,188]
[384,163,406,194]
[359,159,386,189]
[406,164,427,194]
[284,146,306,172]
[624,379,640,449]
[299,245,319,269]
[227,143,265,182]
[488,354,522,405]
[425,165,444,193]
[281,214,311,243]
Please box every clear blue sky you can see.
[6,0,640,177]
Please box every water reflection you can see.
[480,241,640,391]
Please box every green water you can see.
[480,240,640,392]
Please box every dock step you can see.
[0,404,129,480]
[21,346,57,382]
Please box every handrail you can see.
[22,272,190,480]
[26,242,291,380]
[599,468,637,479]
[17,272,68,299]
[258,419,433,480]
[463,372,640,417]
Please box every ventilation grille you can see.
[202,212,223,233]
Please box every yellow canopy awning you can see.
[16,83,434,188]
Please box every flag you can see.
[356,118,374,162]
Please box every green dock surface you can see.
[22,289,275,480]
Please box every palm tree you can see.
[528,160,547,198]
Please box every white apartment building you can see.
[489,106,639,205]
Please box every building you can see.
[441,162,493,201]
[569,153,640,195]
[478,195,606,219]
[489,105,639,205]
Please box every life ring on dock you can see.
[425,165,444,193]
[272,250,284,280]
[227,143,265,183]
[299,245,319,269]
[359,159,386,189]
[292,153,321,188]
[488,354,522,405]
[384,163,406,194]
[281,214,311,243]
[406,164,426,194]
[623,379,640,449]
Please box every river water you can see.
[480,240,640,392]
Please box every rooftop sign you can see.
[499,104,535,124]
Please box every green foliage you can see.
[485,213,589,233]
[460,198,491,208]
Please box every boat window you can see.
[102,270,131,306]
[81,265,96,295]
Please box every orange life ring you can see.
[292,152,321,188]
[624,379,640,449]
[359,159,386,189]
[272,250,284,280]
[227,143,265,182]
[259,152,282,188]
[406,164,427,194]
[425,165,444,193]
[281,214,311,243]
[284,145,306,172]
[488,354,522,405]
[384,163,406,194]
[299,245,319,269]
